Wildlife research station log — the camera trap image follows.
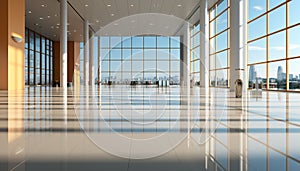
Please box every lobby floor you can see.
[0,86,300,171]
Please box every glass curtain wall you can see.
[248,0,300,91]
[100,36,181,85]
[209,0,230,87]
[25,28,53,86]
[190,23,201,85]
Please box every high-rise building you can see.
[289,74,294,80]
[249,66,256,82]
[277,66,283,81]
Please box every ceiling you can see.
[25,0,200,41]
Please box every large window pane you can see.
[248,16,266,40]
[216,69,228,87]
[122,37,131,48]
[269,0,286,10]
[216,31,228,52]
[111,49,121,60]
[144,36,156,48]
[269,5,286,33]
[157,49,169,60]
[144,49,156,60]
[132,37,143,48]
[216,51,228,69]
[248,0,266,21]
[268,31,286,61]
[216,11,228,33]
[269,60,286,90]
[288,26,300,57]
[157,37,169,48]
[101,37,109,48]
[289,0,300,26]
[288,58,300,90]
[248,38,266,64]
[248,64,267,89]
[216,0,228,15]
[110,36,121,48]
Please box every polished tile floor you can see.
[0,85,300,171]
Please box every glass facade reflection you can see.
[100,36,181,85]
[25,28,53,85]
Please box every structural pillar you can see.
[60,0,67,88]
[89,31,94,86]
[200,0,209,88]
[84,20,89,86]
[230,0,247,91]
[180,23,191,88]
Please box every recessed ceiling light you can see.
[47,15,50,18]
[35,23,39,26]
[41,4,46,7]
[107,4,111,7]
[80,34,82,37]
[67,23,70,25]
[111,14,114,16]
[114,23,118,25]
[73,30,77,32]
[51,26,54,29]
[39,17,44,20]
[54,34,56,37]
[85,4,88,7]
[177,4,182,7]
[56,26,59,29]
[67,30,70,33]
[54,14,58,17]
[57,23,60,26]
[130,4,134,7]
[149,23,154,26]
[28,10,32,14]
[131,20,135,23]
[96,20,99,23]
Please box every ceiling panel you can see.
[26,0,199,41]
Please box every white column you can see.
[230,0,246,91]
[60,0,67,88]
[89,31,95,86]
[84,20,89,86]
[200,0,209,89]
[98,36,101,84]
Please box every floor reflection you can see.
[0,86,299,170]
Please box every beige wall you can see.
[0,0,25,90]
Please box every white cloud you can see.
[248,46,265,51]
[253,6,263,11]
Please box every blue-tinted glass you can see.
[110,36,121,48]
[269,5,286,33]
[171,37,180,48]
[111,49,121,60]
[248,16,266,40]
[171,49,180,60]
[216,51,228,68]
[193,34,200,48]
[289,0,300,26]
[216,31,228,52]
[288,26,300,57]
[144,36,156,48]
[36,52,40,68]
[216,0,228,15]
[157,37,169,48]
[25,29,28,49]
[157,61,169,72]
[157,49,169,60]
[100,37,109,48]
[144,49,156,60]
[110,61,121,72]
[248,38,266,64]
[122,37,131,48]
[36,35,40,52]
[29,31,34,50]
[216,11,228,33]
[101,49,110,60]
[248,0,266,21]
[268,31,286,61]
[171,61,180,71]
[132,49,143,60]
[194,24,200,33]
[132,37,143,48]
[101,61,109,71]
[269,0,286,9]
[122,49,131,60]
